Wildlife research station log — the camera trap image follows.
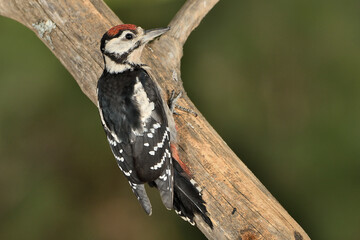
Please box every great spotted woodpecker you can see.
[97,24,213,228]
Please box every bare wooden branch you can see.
[0,0,310,239]
[169,0,219,51]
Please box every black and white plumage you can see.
[97,24,212,228]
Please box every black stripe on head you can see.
[103,40,142,64]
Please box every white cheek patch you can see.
[105,36,133,55]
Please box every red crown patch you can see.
[107,24,137,37]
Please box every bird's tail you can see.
[173,159,213,229]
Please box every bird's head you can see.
[100,24,169,73]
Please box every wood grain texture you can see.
[0,0,310,239]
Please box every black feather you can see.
[173,160,213,229]
[98,67,174,212]
[98,65,212,228]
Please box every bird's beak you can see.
[142,27,170,44]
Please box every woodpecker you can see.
[97,24,213,228]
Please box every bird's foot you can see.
[168,90,198,117]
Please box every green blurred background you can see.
[1,0,359,239]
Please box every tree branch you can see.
[0,0,309,239]
[169,0,219,49]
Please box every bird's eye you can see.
[125,33,134,40]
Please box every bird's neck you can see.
[104,55,132,73]
[103,45,146,74]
